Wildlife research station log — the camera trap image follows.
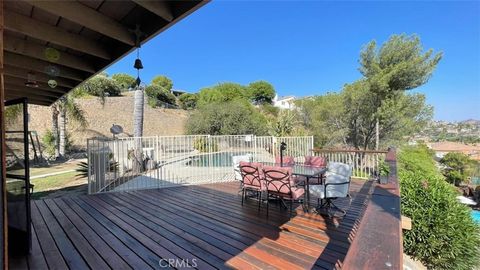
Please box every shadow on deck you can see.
[10,179,373,270]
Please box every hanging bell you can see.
[134,58,143,70]
[25,71,39,88]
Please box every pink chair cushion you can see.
[289,187,305,200]
[304,156,327,168]
[263,165,297,194]
[239,161,264,190]
[275,156,295,166]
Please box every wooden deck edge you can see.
[341,148,403,269]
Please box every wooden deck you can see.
[10,179,373,270]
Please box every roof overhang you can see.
[2,0,209,106]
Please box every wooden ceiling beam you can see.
[5,76,70,95]
[132,0,174,22]
[5,94,52,106]
[4,35,96,73]
[5,90,57,103]
[4,65,77,88]
[5,11,111,60]
[5,52,86,82]
[5,84,62,99]
[26,1,135,46]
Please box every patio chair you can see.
[232,154,253,192]
[239,161,265,211]
[309,162,352,217]
[263,165,305,217]
[275,156,295,166]
[301,156,328,185]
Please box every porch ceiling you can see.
[2,0,208,106]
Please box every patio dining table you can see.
[260,162,327,212]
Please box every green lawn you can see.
[31,171,87,199]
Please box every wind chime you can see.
[132,24,144,88]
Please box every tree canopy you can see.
[197,83,247,107]
[360,34,442,96]
[247,80,276,105]
[186,101,268,135]
[112,73,136,91]
[151,75,173,92]
[144,84,177,108]
[73,73,121,102]
[295,34,439,149]
[440,152,478,186]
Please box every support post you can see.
[0,0,8,267]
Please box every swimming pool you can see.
[186,152,253,167]
[472,210,480,224]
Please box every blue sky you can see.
[107,1,480,121]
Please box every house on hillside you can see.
[427,141,480,161]
[273,95,296,109]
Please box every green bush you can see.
[440,152,477,186]
[196,83,247,107]
[193,137,218,153]
[144,85,177,108]
[42,129,72,157]
[378,158,390,176]
[111,73,136,91]
[398,146,480,270]
[186,101,268,135]
[178,93,198,110]
[81,74,121,97]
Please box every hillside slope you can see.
[28,94,188,149]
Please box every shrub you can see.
[440,152,477,186]
[75,74,121,98]
[398,146,480,270]
[186,101,268,135]
[111,73,136,91]
[178,93,198,110]
[196,83,247,107]
[378,158,390,176]
[144,85,177,108]
[193,137,218,153]
[42,129,72,157]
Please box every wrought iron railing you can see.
[312,149,388,179]
[87,135,314,194]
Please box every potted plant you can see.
[379,159,390,184]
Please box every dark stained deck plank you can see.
[30,201,68,270]
[59,197,152,270]
[10,180,373,270]
[90,193,225,270]
[34,200,90,270]
[42,199,110,270]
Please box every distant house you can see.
[427,141,480,161]
[273,95,296,109]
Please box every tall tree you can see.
[358,34,442,148]
[132,88,145,172]
[51,95,87,159]
[247,80,276,105]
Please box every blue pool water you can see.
[187,152,252,167]
[472,210,480,224]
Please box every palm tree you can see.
[132,87,145,172]
[51,95,87,159]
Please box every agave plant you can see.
[76,159,119,179]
